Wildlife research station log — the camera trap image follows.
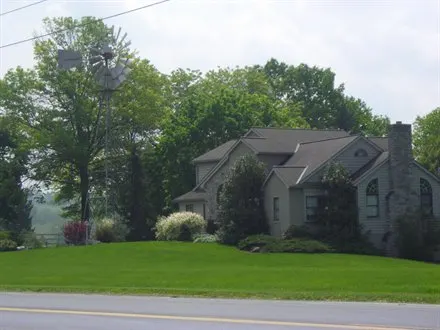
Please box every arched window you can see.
[216,184,224,204]
[420,178,433,217]
[355,149,368,157]
[366,178,379,218]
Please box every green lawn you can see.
[1,242,439,303]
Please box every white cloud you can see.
[0,0,439,124]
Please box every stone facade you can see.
[386,121,420,255]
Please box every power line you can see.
[0,0,171,49]
[0,0,49,17]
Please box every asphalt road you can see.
[0,293,439,330]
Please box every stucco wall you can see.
[178,201,205,219]
[196,161,217,184]
[258,154,289,173]
[289,188,305,226]
[201,142,254,220]
[264,174,289,237]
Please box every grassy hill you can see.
[1,242,439,303]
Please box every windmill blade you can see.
[122,40,131,51]
[114,27,122,44]
[91,61,105,75]
[90,47,102,56]
[111,64,124,79]
[58,49,82,70]
[90,55,103,65]
[119,32,128,47]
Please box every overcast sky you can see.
[0,0,439,124]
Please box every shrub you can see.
[216,155,269,245]
[63,221,87,245]
[0,231,11,240]
[282,225,316,240]
[283,224,381,256]
[206,219,218,235]
[21,231,43,249]
[0,239,17,252]
[238,235,333,253]
[155,212,206,241]
[95,218,128,243]
[395,211,440,261]
[193,233,218,243]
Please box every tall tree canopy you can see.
[0,18,168,229]
[260,58,390,134]
[0,117,32,235]
[413,107,440,176]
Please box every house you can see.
[173,122,440,251]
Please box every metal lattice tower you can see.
[57,26,131,243]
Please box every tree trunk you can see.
[79,165,90,221]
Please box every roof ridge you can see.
[241,136,266,140]
[299,134,358,146]
[274,165,306,169]
[250,126,347,132]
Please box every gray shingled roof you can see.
[242,137,295,154]
[367,137,389,151]
[249,127,350,143]
[193,128,351,163]
[193,140,237,163]
[284,135,359,183]
[172,190,207,202]
[272,166,307,187]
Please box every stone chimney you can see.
[386,121,418,254]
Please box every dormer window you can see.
[355,149,368,157]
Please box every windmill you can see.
[89,26,132,219]
[57,26,132,243]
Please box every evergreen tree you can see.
[216,154,269,245]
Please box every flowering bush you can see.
[95,218,128,243]
[0,239,17,252]
[193,233,218,243]
[155,212,206,241]
[63,221,87,245]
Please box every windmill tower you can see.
[57,26,131,243]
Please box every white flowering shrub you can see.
[193,233,218,243]
[155,212,206,241]
[95,218,128,243]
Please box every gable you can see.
[200,141,255,189]
[192,140,237,163]
[332,138,381,175]
[285,135,358,183]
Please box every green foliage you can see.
[238,235,333,253]
[155,212,206,241]
[0,231,12,240]
[95,218,129,243]
[193,233,218,243]
[395,211,440,262]
[157,66,309,211]
[282,224,381,256]
[282,225,317,240]
[216,155,269,245]
[413,107,440,176]
[320,162,359,235]
[0,119,32,237]
[261,58,390,134]
[0,239,17,252]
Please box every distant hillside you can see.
[30,194,66,234]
